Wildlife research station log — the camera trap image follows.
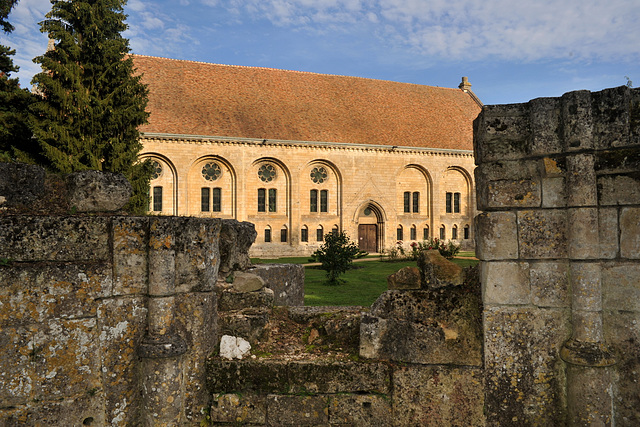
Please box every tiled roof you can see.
[134,55,481,150]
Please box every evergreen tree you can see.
[30,0,151,212]
[0,0,35,161]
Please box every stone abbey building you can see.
[133,55,482,256]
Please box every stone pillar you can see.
[139,218,187,426]
[559,131,615,425]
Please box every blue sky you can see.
[2,0,639,105]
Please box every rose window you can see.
[202,162,222,181]
[310,167,328,184]
[151,161,162,180]
[258,164,277,183]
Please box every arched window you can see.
[464,224,470,240]
[440,225,446,240]
[397,225,404,241]
[332,224,339,235]
[423,225,429,240]
[316,225,324,242]
[280,225,288,243]
[264,226,272,243]
[410,225,417,241]
[301,225,309,242]
[310,189,318,212]
[258,188,277,213]
[452,224,458,240]
[152,186,163,212]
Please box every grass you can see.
[252,255,479,307]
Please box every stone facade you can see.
[475,85,640,425]
[134,56,481,257]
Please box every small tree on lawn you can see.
[29,0,151,213]
[311,231,361,286]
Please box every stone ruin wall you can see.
[0,212,222,425]
[475,85,640,425]
[1,84,639,426]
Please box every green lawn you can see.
[252,256,479,307]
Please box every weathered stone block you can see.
[0,162,46,208]
[570,262,603,311]
[620,207,640,259]
[97,296,148,426]
[361,288,482,366]
[0,216,109,262]
[229,271,265,293]
[562,90,594,150]
[595,147,640,175]
[568,208,599,259]
[286,361,390,394]
[475,160,541,210]
[0,325,37,407]
[210,393,267,424]
[475,211,518,260]
[603,311,640,425]
[112,216,148,295]
[529,261,570,308]
[598,174,640,206]
[175,291,217,422]
[249,263,305,306]
[474,104,531,163]
[481,261,530,305]
[218,219,257,276]
[417,250,464,288]
[207,360,391,396]
[266,394,328,426]
[33,318,102,399]
[529,97,562,155]
[591,86,632,149]
[0,264,111,327]
[66,170,132,212]
[218,309,270,343]
[148,217,176,296]
[566,154,598,206]
[217,286,274,312]
[387,266,421,290]
[518,209,568,259]
[1,393,107,427]
[484,306,570,426]
[328,393,392,426]
[392,365,485,427]
[541,176,566,208]
[174,217,221,293]
[598,207,619,259]
[602,262,640,312]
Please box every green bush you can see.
[310,232,364,286]
[384,238,461,261]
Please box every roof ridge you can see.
[131,54,463,91]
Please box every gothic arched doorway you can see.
[357,203,385,253]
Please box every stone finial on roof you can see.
[459,76,472,92]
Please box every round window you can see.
[258,164,277,183]
[202,162,222,181]
[150,161,162,180]
[364,207,372,216]
[310,166,328,184]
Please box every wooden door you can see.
[358,224,377,252]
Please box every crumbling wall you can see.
[0,214,221,425]
[0,164,224,425]
[474,85,640,425]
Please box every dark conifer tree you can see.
[31,0,151,212]
[0,0,35,161]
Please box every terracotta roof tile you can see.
[133,55,481,150]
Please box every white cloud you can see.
[216,0,640,62]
